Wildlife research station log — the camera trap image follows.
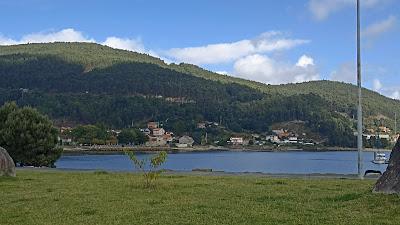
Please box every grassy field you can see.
[1,171,400,225]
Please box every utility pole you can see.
[356,0,364,179]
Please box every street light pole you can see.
[357,0,364,179]
[395,112,397,135]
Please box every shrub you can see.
[125,151,167,188]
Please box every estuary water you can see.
[55,150,389,175]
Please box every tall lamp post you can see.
[357,0,363,179]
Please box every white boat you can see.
[372,152,388,164]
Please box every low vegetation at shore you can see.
[1,171,400,225]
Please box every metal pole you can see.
[357,0,364,179]
[395,112,397,135]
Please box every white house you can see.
[266,135,279,143]
[152,128,165,136]
[288,136,298,143]
[177,136,194,147]
[230,137,244,145]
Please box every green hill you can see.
[0,42,398,147]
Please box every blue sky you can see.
[0,0,399,98]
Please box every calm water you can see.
[55,151,389,174]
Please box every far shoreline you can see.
[62,145,391,154]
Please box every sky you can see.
[0,0,399,99]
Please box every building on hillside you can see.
[266,135,280,143]
[272,129,285,135]
[230,137,244,145]
[363,134,374,140]
[288,136,298,143]
[379,126,391,133]
[197,122,206,129]
[278,132,290,140]
[58,136,72,145]
[163,133,174,144]
[146,136,167,147]
[108,129,121,136]
[176,136,194,148]
[363,134,390,140]
[60,126,72,134]
[140,128,151,135]
[379,134,390,140]
[147,122,159,129]
[152,128,165,136]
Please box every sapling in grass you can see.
[125,151,167,188]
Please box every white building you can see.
[288,136,298,143]
[177,136,194,148]
[152,128,165,136]
[230,137,244,145]
[266,135,279,143]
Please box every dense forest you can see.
[0,42,399,147]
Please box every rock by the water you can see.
[373,138,400,194]
[0,147,16,177]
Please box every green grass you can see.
[1,171,400,225]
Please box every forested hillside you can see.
[0,42,398,147]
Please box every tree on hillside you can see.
[0,102,62,167]
[118,129,148,145]
[71,125,110,145]
[118,129,137,145]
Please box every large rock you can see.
[373,138,400,194]
[0,147,16,177]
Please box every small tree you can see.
[134,131,149,145]
[118,129,137,145]
[0,102,62,167]
[125,151,167,188]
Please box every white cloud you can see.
[309,0,388,21]
[330,62,356,84]
[0,28,151,55]
[0,36,19,45]
[166,31,310,65]
[216,71,228,75]
[233,54,319,85]
[379,86,400,100]
[296,55,315,68]
[362,15,396,38]
[21,28,94,43]
[102,37,145,53]
[0,28,93,45]
[391,91,400,100]
[373,79,383,92]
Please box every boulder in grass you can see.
[373,138,400,194]
[0,147,16,177]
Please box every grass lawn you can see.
[1,170,400,225]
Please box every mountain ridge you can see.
[0,42,398,147]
